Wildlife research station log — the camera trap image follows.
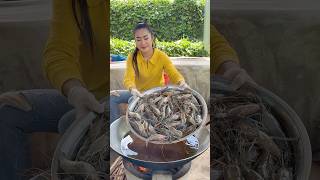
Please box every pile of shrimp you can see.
[128,88,203,143]
[211,90,295,180]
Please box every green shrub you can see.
[110,38,136,56]
[110,38,208,57]
[110,0,205,41]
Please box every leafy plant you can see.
[110,0,205,41]
[110,38,208,57]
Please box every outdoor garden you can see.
[110,0,208,58]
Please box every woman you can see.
[0,0,107,179]
[110,22,190,123]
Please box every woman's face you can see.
[134,28,153,54]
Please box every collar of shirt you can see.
[138,48,159,65]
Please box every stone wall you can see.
[0,0,52,93]
[0,20,51,93]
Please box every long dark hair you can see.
[132,22,156,78]
[71,0,94,55]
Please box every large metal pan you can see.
[51,112,98,180]
[110,116,210,171]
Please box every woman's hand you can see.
[67,86,104,120]
[110,90,120,97]
[130,88,143,98]
[178,80,191,90]
[63,79,104,120]
[216,61,256,90]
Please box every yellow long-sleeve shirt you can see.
[43,0,107,100]
[212,25,239,73]
[123,49,184,92]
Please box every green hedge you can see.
[110,0,205,41]
[110,38,208,57]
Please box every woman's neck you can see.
[141,49,154,61]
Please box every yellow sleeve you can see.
[211,25,239,73]
[163,53,184,84]
[123,54,136,89]
[42,0,83,92]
